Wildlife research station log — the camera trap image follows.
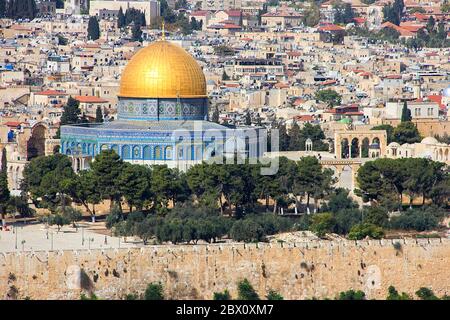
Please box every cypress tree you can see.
[288,121,302,151]
[61,97,81,125]
[95,106,104,123]
[245,110,252,126]
[400,101,411,122]
[7,0,15,18]
[117,7,125,28]
[27,0,36,20]
[222,71,230,81]
[277,123,290,151]
[55,0,64,9]
[132,23,142,42]
[0,170,10,228]
[140,12,146,26]
[1,148,6,173]
[0,0,6,18]
[211,106,220,123]
[87,16,100,40]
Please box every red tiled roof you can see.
[399,24,425,32]
[318,24,344,32]
[222,24,242,29]
[358,71,373,77]
[3,121,25,127]
[321,79,337,85]
[385,74,402,79]
[353,17,366,24]
[225,10,242,17]
[191,10,209,17]
[35,90,67,96]
[427,95,445,109]
[293,98,306,106]
[261,12,302,18]
[287,51,302,56]
[75,96,108,103]
[293,115,314,122]
[381,22,415,37]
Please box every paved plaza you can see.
[0,221,141,253]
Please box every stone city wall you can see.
[1,239,449,300]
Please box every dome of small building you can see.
[388,142,400,147]
[119,41,207,99]
[421,137,439,145]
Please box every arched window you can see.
[143,146,152,160]
[178,147,184,159]
[111,145,119,155]
[133,146,140,159]
[154,146,161,160]
[101,144,109,151]
[122,145,131,159]
[165,146,172,159]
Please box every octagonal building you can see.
[60,41,262,171]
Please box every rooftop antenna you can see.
[162,19,165,41]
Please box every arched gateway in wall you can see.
[26,124,49,161]
[334,130,387,160]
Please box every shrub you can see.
[415,287,439,300]
[48,214,70,231]
[80,293,98,300]
[363,206,389,227]
[230,219,264,242]
[309,213,336,237]
[105,205,123,229]
[333,209,362,234]
[347,223,384,240]
[338,290,365,300]
[213,290,231,300]
[325,188,359,212]
[294,215,312,231]
[60,207,83,228]
[266,289,283,300]
[254,214,292,235]
[389,209,439,231]
[144,283,164,300]
[124,293,139,300]
[386,286,411,300]
[237,279,260,300]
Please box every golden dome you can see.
[118,41,206,99]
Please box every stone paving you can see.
[0,221,141,253]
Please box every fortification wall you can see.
[1,239,449,300]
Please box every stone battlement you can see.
[1,239,449,300]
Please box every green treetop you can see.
[87,16,100,40]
